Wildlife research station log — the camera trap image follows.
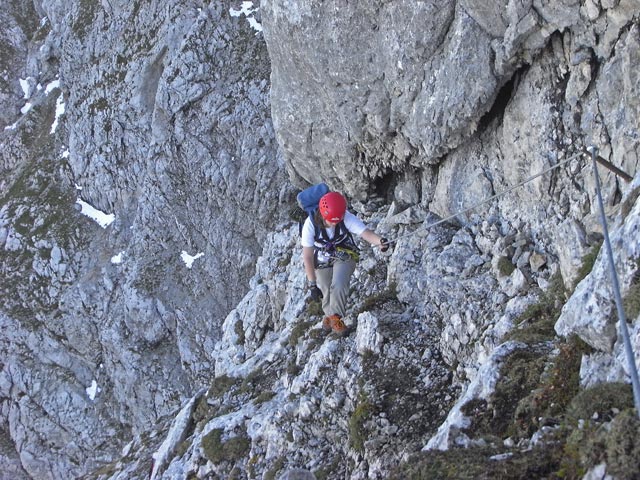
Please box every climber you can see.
[301,191,389,335]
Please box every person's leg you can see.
[315,267,333,316]
[328,259,356,318]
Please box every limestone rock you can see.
[1,0,640,478]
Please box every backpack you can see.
[296,183,359,266]
[296,183,329,236]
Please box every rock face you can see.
[1,0,639,479]
[262,0,639,205]
[1,0,289,477]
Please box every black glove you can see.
[380,238,390,252]
[309,284,323,301]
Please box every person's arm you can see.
[360,229,385,249]
[343,211,390,251]
[302,247,316,282]
[302,246,322,301]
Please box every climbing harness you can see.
[314,221,360,268]
[587,146,640,418]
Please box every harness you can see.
[313,220,360,268]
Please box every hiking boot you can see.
[330,316,349,336]
[322,314,341,332]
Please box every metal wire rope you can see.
[389,149,588,242]
[375,144,640,417]
[588,146,640,417]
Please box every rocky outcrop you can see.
[1,0,289,477]
[262,0,639,204]
[1,0,640,478]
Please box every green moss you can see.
[8,2,40,38]
[502,271,567,345]
[566,382,634,423]
[574,241,603,288]
[131,0,146,19]
[542,337,592,413]
[557,425,592,479]
[514,337,591,438]
[254,391,275,404]
[497,256,516,277]
[604,409,640,478]
[389,445,562,479]
[201,428,250,465]
[559,408,640,479]
[240,368,263,394]
[277,250,293,268]
[192,395,213,425]
[201,429,224,463]
[349,393,375,453]
[306,300,324,317]
[289,205,306,224]
[72,0,100,38]
[87,463,117,478]
[286,361,301,377]
[289,320,315,347]
[0,98,90,327]
[228,466,243,479]
[314,458,340,480]
[264,456,285,480]
[462,348,547,440]
[503,309,557,344]
[356,283,398,315]
[246,455,259,479]
[208,375,238,398]
[174,438,191,459]
[89,97,109,113]
[620,186,640,218]
[234,320,245,345]
[623,269,640,320]
[460,334,591,444]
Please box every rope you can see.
[588,146,640,417]
[389,149,588,242]
[376,144,640,416]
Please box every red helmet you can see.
[319,192,347,223]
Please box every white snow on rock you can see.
[111,252,124,264]
[76,199,115,228]
[230,1,262,33]
[180,251,204,268]
[85,380,100,401]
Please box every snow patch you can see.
[76,199,115,228]
[86,380,101,401]
[111,252,125,264]
[19,78,31,98]
[20,102,33,115]
[230,1,263,33]
[4,78,61,131]
[181,251,204,268]
[50,94,65,134]
[45,79,60,95]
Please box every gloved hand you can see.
[379,237,391,252]
[308,283,323,301]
